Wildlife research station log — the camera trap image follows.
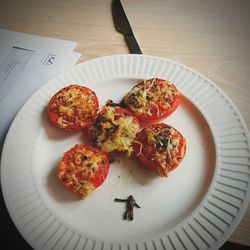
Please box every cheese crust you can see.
[89,101,140,156]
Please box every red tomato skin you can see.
[48,85,99,131]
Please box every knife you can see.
[112,0,142,54]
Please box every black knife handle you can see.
[125,33,142,54]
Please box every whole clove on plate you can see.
[114,195,140,221]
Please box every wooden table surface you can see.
[0,0,249,247]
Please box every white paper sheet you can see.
[0,29,81,149]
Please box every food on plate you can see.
[48,84,99,130]
[121,78,180,123]
[58,144,109,199]
[88,100,140,156]
[133,123,186,177]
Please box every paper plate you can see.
[1,54,250,250]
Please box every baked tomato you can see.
[48,85,99,130]
[121,78,180,123]
[88,100,140,156]
[58,144,109,199]
[133,123,186,177]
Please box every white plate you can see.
[1,54,250,250]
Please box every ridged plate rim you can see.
[1,54,250,250]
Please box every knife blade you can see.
[112,0,142,54]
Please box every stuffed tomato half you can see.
[48,84,99,130]
[121,78,180,123]
[58,144,110,199]
[133,123,186,177]
[88,100,140,156]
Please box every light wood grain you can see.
[0,0,249,246]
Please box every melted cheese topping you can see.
[58,145,107,199]
[136,125,186,176]
[89,102,140,156]
[122,78,179,118]
[49,85,97,129]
